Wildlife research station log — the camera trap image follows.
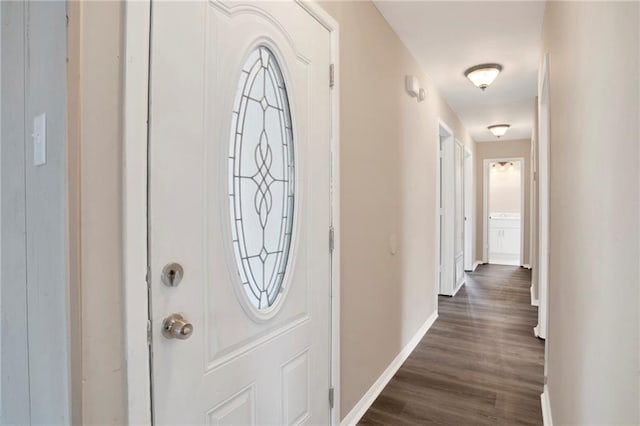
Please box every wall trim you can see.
[436,119,455,297]
[122,2,152,424]
[454,138,466,291]
[522,264,532,269]
[294,2,342,423]
[451,279,464,297]
[340,311,438,426]
[536,52,551,340]
[530,286,539,306]
[541,385,553,426]
[471,260,483,272]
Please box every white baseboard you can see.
[530,286,539,306]
[451,279,464,297]
[471,260,483,271]
[522,264,532,269]
[533,324,547,339]
[340,311,438,426]
[541,385,553,426]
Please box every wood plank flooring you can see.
[359,264,545,425]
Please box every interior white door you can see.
[463,148,473,271]
[502,227,521,256]
[454,140,464,288]
[438,128,455,296]
[149,2,333,424]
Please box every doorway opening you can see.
[483,158,525,266]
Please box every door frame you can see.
[535,53,550,340]
[454,138,465,290]
[121,2,341,424]
[436,119,456,297]
[482,157,525,266]
[530,135,538,305]
[463,147,473,271]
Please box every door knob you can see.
[162,313,194,340]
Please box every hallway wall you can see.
[541,2,639,424]
[474,139,531,265]
[319,1,475,419]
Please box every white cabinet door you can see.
[502,228,521,256]
[489,217,521,266]
[149,2,332,424]
[489,227,502,253]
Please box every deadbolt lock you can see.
[162,313,194,340]
[162,263,184,287]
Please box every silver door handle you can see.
[162,313,194,340]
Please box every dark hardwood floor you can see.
[359,264,545,426]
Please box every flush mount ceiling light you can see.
[488,124,510,138]
[464,63,503,91]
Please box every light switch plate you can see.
[33,113,46,166]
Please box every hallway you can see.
[360,265,544,425]
[1,1,637,424]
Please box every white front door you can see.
[148,1,333,424]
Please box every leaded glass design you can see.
[229,46,295,311]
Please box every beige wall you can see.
[489,162,522,214]
[475,139,531,264]
[319,1,474,419]
[541,1,639,424]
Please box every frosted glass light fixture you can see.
[464,63,503,91]
[488,124,510,138]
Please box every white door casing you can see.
[536,53,550,340]
[437,120,458,296]
[530,135,539,304]
[148,2,333,424]
[454,139,465,289]
[482,157,525,266]
[463,147,473,271]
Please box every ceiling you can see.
[373,1,546,142]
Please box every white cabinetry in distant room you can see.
[489,213,521,266]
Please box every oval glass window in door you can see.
[228,46,295,311]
